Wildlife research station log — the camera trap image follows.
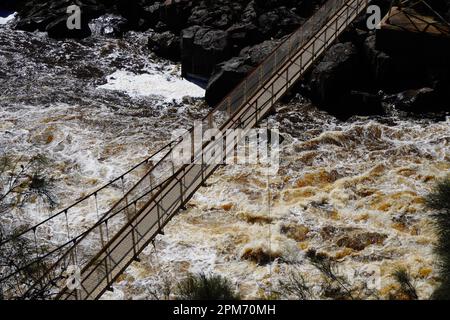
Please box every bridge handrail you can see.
[53,0,362,299]
[0,173,172,285]
[4,0,368,299]
[0,141,176,248]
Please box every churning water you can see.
[1,23,449,299]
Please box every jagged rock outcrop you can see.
[180,0,309,87]
[309,42,360,105]
[257,6,304,38]
[205,39,281,106]
[336,232,387,251]
[385,88,447,113]
[148,30,181,61]
[89,14,128,37]
[10,0,450,117]
[205,57,253,106]
[181,25,231,80]
[13,0,108,38]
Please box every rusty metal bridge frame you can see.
[0,0,369,300]
[385,0,450,35]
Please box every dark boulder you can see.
[346,91,384,117]
[240,39,281,65]
[308,42,360,105]
[14,1,65,33]
[363,35,392,87]
[115,0,145,30]
[205,39,281,106]
[227,22,261,55]
[187,2,239,30]
[14,0,106,38]
[365,33,450,93]
[336,232,387,251]
[304,41,390,119]
[0,0,27,12]
[181,25,230,80]
[46,10,92,39]
[241,0,258,23]
[387,87,446,113]
[148,30,181,61]
[178,0,310,81]
[12,0,193,38]
[205,57,253,106]
[257,7,303,38]
[254,0,323,13]
[89,14,128,37]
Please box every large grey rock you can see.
[388,87,446,113]
[240,39,281,65]
[148,30,180,61]
[46,14,92,39]
[205,39,281,106]
[309,42,360,105]
[227,22,260,54]
[89,14,128,37]
[179,0,310,81]
[14,0,106,38]
[181,25,230,80]
[257,6,303,38]
[206,57,253,106]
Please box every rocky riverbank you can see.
[5,0,449,120]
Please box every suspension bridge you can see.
[0,0,369,299]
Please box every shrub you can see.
[427,177,450,300]
[0,153,56,299]
[175,273,240,300]
[277,268,312,300]
[392,268,418,300]
[305,249,354,299]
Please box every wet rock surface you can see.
[181,25,231,80]
[148,30,181,61]
[205,39,281,106]
[308,42,361,107]
[9,0,324,102]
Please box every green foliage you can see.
[175,273,240,300]
[427,177,450,300]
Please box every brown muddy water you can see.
[0,24,449,300]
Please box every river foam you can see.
[1,26,449,300]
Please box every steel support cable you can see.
[0,175,171,285]
[0,141,177,248]
[13,0,368,300]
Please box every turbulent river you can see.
[1,21,449,299]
